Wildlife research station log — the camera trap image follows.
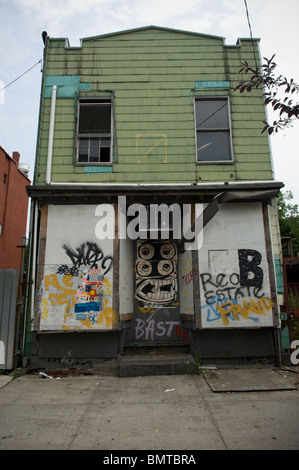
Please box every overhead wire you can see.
[0,59,43,93]
[243,0,258,69]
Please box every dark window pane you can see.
[78,151,88,162]
[90,137,100,147]
[100,147,111,162]
[79,103,111,133]
[196,100,229,129]
[101,137,111,147]
[197,131,231,161]
[90,146,100,161]
[78,138,88,162]
[79,137,89,147]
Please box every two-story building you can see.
[26,26,284,370]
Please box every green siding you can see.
[35,27,273,185]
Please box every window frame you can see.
[195,96,233,164]
[75,98,113,166]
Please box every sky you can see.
[0,0,298,204]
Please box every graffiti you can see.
[41,297,49,320]
[42,270,114,329]
[57,265,79,276]
[43,273,77,324]
[135,241,178,308]
[216,297,274,326]
[200,249,273,326]
[182,269,198,285]
[179,251,194,315]
[134,316,180,341]
[74,269,111,323]
[175,325,190,342]
[136,133,168,164]
[200,272,265,305]
[59,242,113,274]
[238,249,263,287]
[42,240,114,330]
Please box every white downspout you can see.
[46,85,57,185]
[30,200,38,325]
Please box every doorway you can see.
[127,239,185,345]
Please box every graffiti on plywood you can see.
[57,242,113,275]
[200,249,274,328]
[40,242,114,330]
[74,268,112,324]
[135,241,178,309]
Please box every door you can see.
[128,239,184,345]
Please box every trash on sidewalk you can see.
[39,372,53,379]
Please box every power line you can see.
[0,59,42,93]
[243,0,258,69]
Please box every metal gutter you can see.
[27,181,284,202]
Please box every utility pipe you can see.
[46,85,57,185]
[21,199,38,355]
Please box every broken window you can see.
[195,98,232,162]
[77,100,112,164]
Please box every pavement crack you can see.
[192,375,228,450]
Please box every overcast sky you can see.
[0,0,298,203]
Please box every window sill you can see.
[75,162,112,166]
[196,160,234,165]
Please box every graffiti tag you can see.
[60,242,113,274]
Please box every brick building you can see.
[0,146,30,272]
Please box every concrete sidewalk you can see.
[0,367,299,451]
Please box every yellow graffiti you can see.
[41,297,49,320]
[136,133,168,164]
[44,273,77,326]
[102,298,116,328]
[216,297,274,326]
[44,274,77,318]
[138,306,155,315]
[43,272,115,330]
[104,277,112,296]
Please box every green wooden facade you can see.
[35,26,273,185]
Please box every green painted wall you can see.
[35,27,273,185]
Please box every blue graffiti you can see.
[201,295,259,323]
[88,315,99,325]
[74,301,101,313]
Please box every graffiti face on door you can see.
[135,240,178,308]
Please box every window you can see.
[195,98,232,162]
[77,99,112,164]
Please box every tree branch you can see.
[235,55,299,134]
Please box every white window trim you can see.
[194,96,234,164]
[75,98,113,166]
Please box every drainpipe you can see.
[31,200,38,322]
[46,85,57,185]
[21,199,38,356]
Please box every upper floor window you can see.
[77,99,112,165]
[195,98,232,163]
